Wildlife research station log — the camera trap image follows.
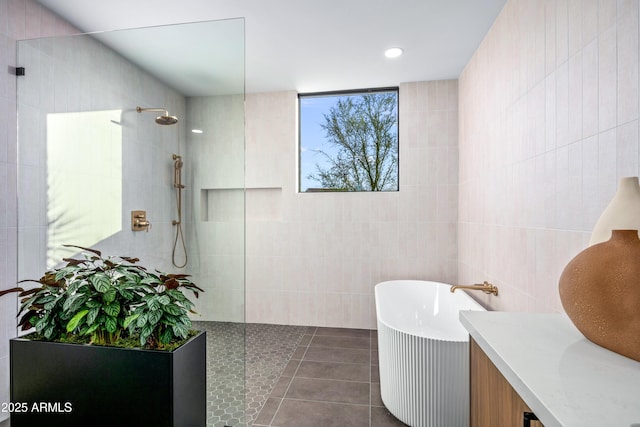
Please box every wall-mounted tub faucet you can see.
[450,281,498,296]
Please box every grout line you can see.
[369,329,373,427]
[295,360,372,369]
[245,324,310,427]
[306,345,371,351]
[277,397,370,407]
[266,327,316,426]
[294,375,370,383]
[285,376,371,385]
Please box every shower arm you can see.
[136,106,178,125]
[136,106,168,115]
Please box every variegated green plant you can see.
[0,245,203,350]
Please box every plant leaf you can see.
[141,276,160,286]
[39,272,64,287]
[17,311,37,328]
[62,244,102,257]
[66,280,80,295]
[90,273,111,293]
[181,299,195,311]
[66,309,90,332]
[102,287,117,304]
[87,307,100,325]
[140,324,153,346]
[43,324,56,340]
[61,258,88,266]
[157,295,170,305]
[105,316,117,333]
[103,302,120,317]
[85,299,101,308]
[159,328,173,344]
[165,273,191,280]
[0,288,25,297]
[83,323,99,336]
[118,289,135,300]
[16,288,37,297]
[172,323,189,339]
[162,316,177,326]
[123,313,140,329]
[166,289,186,302]
[43,296,61,311]
[180,317,192,329]
[164,278,179,290]
[162,303,182,316]
[69,294,89,313]
[63,294,81,312]
[148,309,162,326]
[147,297,160,311]
[35,317,47,333]
[136,313,148,328]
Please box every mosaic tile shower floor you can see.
[193,321,311,427]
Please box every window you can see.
[298,88,399,192]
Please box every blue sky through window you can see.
[299,95,340,192]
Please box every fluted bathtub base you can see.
[378,322,469,427]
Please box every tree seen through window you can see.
[299,89,399,192]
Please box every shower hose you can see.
[172,155,188,268]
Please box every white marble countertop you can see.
[460,311,640,427]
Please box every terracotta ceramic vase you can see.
[559,229,640,362]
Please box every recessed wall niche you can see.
[200,187,282,222]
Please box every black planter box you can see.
[10,331,206,427]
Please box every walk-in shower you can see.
[16,18,246,427]
[172,154,187,268]
[136,106,186,266]
[136,106,179,125]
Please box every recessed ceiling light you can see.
[384,47,403,58]
[191,129,203,134]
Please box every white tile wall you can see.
[458,0,638,312]
[186,95,245,322]
[244,82,459,329]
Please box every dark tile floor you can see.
[253,327,407,427]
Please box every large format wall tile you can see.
[458,0,638,312]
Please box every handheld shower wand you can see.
[172,154,187,268]
[173,155,185,189]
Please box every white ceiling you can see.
[37,0,507,95]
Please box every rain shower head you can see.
[136,106,179,125]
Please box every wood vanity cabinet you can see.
[470,338,544,427]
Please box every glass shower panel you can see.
[16,18,245,427]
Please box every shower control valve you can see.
[131,210,151,232]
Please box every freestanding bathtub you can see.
[375,280,486,427]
